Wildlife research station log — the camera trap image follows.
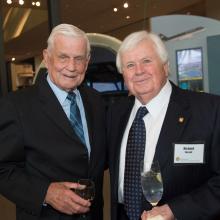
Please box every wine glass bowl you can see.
[74,179,95,200]
[140,160,163,207]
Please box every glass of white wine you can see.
[140,160,163,207]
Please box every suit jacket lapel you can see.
[78,86,96,171]
[79,86,94,150]
[36,77,78,141]
[154,83,191,170]
[79,85,108,176]
[113,96,135,196]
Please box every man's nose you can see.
[135,62,144,74]
[66,58,76,71]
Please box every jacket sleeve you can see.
[0,96,50,216]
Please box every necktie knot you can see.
[67,92,76,102]
[135,106,148,120]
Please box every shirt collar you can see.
[47,74,78,105]
[134,80,172,118]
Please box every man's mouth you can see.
[135,78,148,84]
[63,74,78,79]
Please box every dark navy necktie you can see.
[67,92,86,146]
[124,106,148,220]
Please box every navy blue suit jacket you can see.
[0,75,106,220]
[107,82,220,220]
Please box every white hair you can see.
[116,30,168,73]
[47,23,90,58]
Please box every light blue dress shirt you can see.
[47,75,91,156]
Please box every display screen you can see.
[176,48,203,91]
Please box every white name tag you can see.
[174,143,205,164]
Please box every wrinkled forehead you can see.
[121,40,158,60]
[49,35,87,55]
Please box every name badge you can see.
[174,143,205,164]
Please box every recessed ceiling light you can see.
[123,2,129,8]
[6,0,12,4]
[32,1,35,5]
[12,57,15,61]
[36,1,40,6]
[126,15,130,19]
[113,7,118,12]
[19,0,24,5]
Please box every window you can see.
[84,61,128,104]
[84,61,127,93]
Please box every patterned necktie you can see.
[67,92,86,145]
[124,106,148,220]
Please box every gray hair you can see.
[47,23,90,58]
[116,30,168,73]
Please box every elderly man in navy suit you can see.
[0,24,106,220]
[107,30,220,220]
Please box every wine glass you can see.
[74,179,95,201]
[140,160,163,207]
[74,179,95,218]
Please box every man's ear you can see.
[164,61,169,77]
[85,54,91,68]
[43,49,49,69]
[87,54,91,63]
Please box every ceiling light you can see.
[36,1,40,6]
[123,2,129,8]
[12,57,16,61]
[6,0,12,4]
[126,15,130,19]
[19,0,24,5]
[113,7,118,12]
[32,1,35,5]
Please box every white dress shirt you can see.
[118,80,172,203]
